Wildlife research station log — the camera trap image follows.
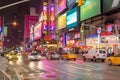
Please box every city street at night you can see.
[8,55,120,80]
[0,0,120,80]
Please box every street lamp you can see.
[12,21,17,27]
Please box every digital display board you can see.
[80,0,101,21]
[67,7,78,29]
[58,13,66,30]
[58,0,66,14]
[103,0,120,13]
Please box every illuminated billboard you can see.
[58,0,66,14]
[50,6,55,31]
[103,0,120,13]
[43,2,48,30]
[67,7,78,29]
[80,0,101,21]
[34,22,42,40]
[67,0,78,9]
[58,13,66,30]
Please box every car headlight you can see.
[38,55,41,58]
[9,56,12,58]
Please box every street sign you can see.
[107,24,112,32]
[97,27,101,34]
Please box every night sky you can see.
[0,0,42,48]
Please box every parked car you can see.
[51,52,60,60]
[45,51,60,60]
[46,51,53,60]
[82,49,107,62]
[28,52,41,61]
[106,54,120,65]
[61,51,77,61]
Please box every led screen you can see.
[103,0,120,13]
[58,13,66,30]
[67,7,78,29]
[80,0,101,21]
[58,0,66,14]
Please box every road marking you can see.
[42,65,77,79]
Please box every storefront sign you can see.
[101,32,111,36]
[44,36,52,40]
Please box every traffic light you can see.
[80,26,84,33]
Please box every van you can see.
[82,49,107,62]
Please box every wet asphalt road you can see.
[9,55,120,80]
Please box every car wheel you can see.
[101,60,104,62]
[93,57,96,62]
[83,56,86,61]
[108,60,112,65]
[73,58,76,61]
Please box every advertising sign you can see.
[58,0,66,14]
[67,7,78,29]
[3,26,7,36]
[80,0,101,21]
[103,0,120,13]
[58,13,66,30]
[24,15,38,39]
[34,22,42,40]
[67,0,77,9]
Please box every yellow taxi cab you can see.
[106,54,120,65]
[6,51,18,60]
[61,51,77,60]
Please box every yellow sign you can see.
[43,2,47,5]
[58,13,66,30]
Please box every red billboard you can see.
[58,0,66,14]
[24,15,38,39]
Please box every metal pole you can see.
[1,16,4,52]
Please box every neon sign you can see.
[43,2,48,30]
[50,6,55,31]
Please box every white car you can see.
[82,49,107,62]
[28,53,41,61]
[51,52,60,60]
